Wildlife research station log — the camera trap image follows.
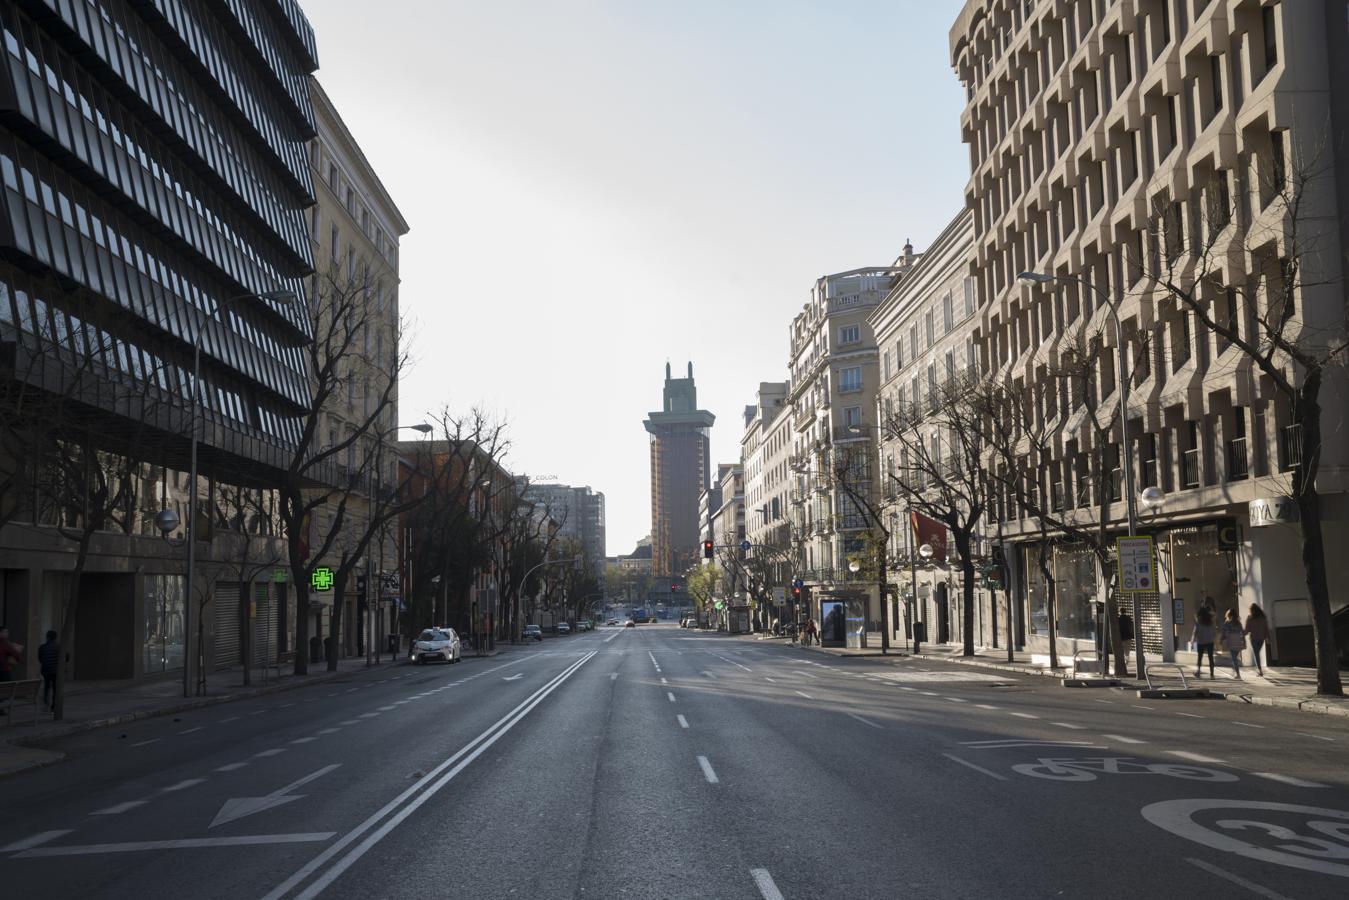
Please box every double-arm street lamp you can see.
[1017,271,1146,678]
[514,556,582,642]
[155,289,297,699]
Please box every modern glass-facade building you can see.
[0,0,319,682]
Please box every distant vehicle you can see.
[631,608,646,622]
[605,618,620,626]
[624,620,635,628]
[411,628,460,664]
[556,622,571,635]
[523,624,542,642]
[581,620,594,631]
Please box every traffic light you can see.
[671,584,680,593]
[792,586,802,600]
[703,539,714,559]
[356,574,368,596]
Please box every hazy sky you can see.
[303,0,971,556]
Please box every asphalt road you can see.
[3,625,1348,900]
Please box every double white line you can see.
[261,650,596,900]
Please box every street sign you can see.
[772,587,786,606]
[1116,536,1156,593]
[740,539,751,552]
[310,566,335,592]
[792,578,804,589]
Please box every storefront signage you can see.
[1173,598,1185,624]
[1249,497,1299,528]
[310,566,335,592]
[1116,536,1156,593]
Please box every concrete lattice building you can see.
[520,482,607,584]
[950,0,1349,666]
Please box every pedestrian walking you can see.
[1243,604,1269,676]
[804,618,818,647]
[38,630,59,710]
[1220,609,1246,679]
[1117,610,1135,657]
[1191,607,1216,679]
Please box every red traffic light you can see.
[702,540,714,558]
[671,584,680,592]
[792,586,802,597]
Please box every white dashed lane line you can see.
[847,712,881,729]
[254,749,286,758]
[178,726,204,735]
[677,715,689,729]
[697,755,719,784]
[1167,751,1226,765]
[1102,734,1146,744]
[130,739,159,747]
[1010,712,1039,719]
[974,704,999,710]
[214,762,248,772]
[1050,722,1086,730]
[160,779,204,793]
[667,692,677,703]
[795,691,813,700]
[1251,773,1327,788]
[92,800,147,816]
[751,868,785,900]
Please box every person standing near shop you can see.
[1220,609,1246,679]
[1244,604,1269,676]
[1191,607,1216,679]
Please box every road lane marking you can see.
[648,651,662,673]
[795,690,813,700]
[1167,751,1226,765]
[1050,722,1086,730]
[215,762,249,772]
[942,754,1007,781]
[677,715,689,729]
[1010,712,1039,719]
[339,720,360,726]
[250,710,269,716]
[1102,734,1146,744]
[1094,699,1115,704]
[1176,712,1205,719]
[255,749,286,758]
[358,712,379,719]
[847,712,881,729]
[698,756,719,784]
[661,678,668,685]
[750,868,785,900]
[378,705,397,712]
[220,716,241,723]
[1132,705,1154,709]
[1233,722,1265,729]
[210,765,342,828]
[290,737,315,745]
[1297,732,1335,742]
[945,697,968,703]
[1,831,71,852]
[161,779,205,793]
[261,652,596,900]
[92,800,148,815]
[16,833,338,858]
[610,673,618,680]
[1251,773,1327,788]
[131,739,160,747]
[975,704,1000,710]
[919,691,940,696]
[1185,857,1293,900]
[764,677,776,683]
[713,653,753,672]
[668,692,677,702]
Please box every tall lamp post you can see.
[381,422,432,662]
[155,289,296,698]
[1018,271,1146,678]
[515,556,581,642]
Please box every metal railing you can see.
[1227,437,1249,480]
[1143,662,1190,691]
[1181,448,1200,488]
[1281,424,1303,469]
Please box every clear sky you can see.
[303,0,971,556]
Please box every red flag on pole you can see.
[910,512,947,563]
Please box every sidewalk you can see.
[0,654,409,776]
[750,632,1349,719]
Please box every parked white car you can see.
[411,628,461,664]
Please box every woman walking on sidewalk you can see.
[1244,604,1269,676]
[1191,608,1216,679]
[1220,609,1246,680]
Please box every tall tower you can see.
[644,362,716,578]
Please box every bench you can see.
[1,678,42,726]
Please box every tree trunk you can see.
[1004,586,1014,663]
[240,578,251,687]
[293,576,310,676]
[953,528,976,655]
[1038,542,1059,669]
[1293,383,1343,696]
[52,530,93,721]
[1102,578,1128,677]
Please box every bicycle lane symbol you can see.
[1010,757,1239,784]
[1142,800,1349,879]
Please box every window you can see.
[964,276,977,317]
[839,324,860,345]
[1270,129,1285,195]
[909,325,919,361]
[843,406,862,428]
[925,309,935,346]
[895,338,904,370]
[330,224,339,261]
[942,293,954,333]
[1262,6,1277,71]
[1210,55,1224,114]
[839,366,862,393]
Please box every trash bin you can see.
[387,634,399,656]
[308,634,322,663]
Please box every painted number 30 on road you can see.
[1143,800,1349,879]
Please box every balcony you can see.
[1140,458,1159,489]
[1181,449,1200,489]
[1280,424,1303,471]
[833,423,873,442]
[1227,437,1249,481]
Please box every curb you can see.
[1213,690,1349,719]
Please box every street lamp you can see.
[1018,271,1146,677]
[1141,486,1166,514]
[376,422,433,662]
[156,289,296,699]
[919,543,934,561]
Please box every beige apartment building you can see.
[950,0,1349,667]
[872,212,1007,650]
[307,80,409,658]
[788,264,911,646]
[741,381,794,621]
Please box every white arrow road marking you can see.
[210,764,341,829]
[502,674,524,681]
[15,833,337,858]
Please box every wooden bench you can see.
[1,678,42,726]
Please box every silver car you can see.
[411,628,461,664]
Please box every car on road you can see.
[605,618,620,626]
[411,628,460,664]
[624,619,635,628]
[580,620,594,631]
[556,622,571,635]
[523,624,542,641]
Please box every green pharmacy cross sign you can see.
[311,566,335,592]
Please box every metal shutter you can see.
[213,583,242,669]
[252,583,275,666]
